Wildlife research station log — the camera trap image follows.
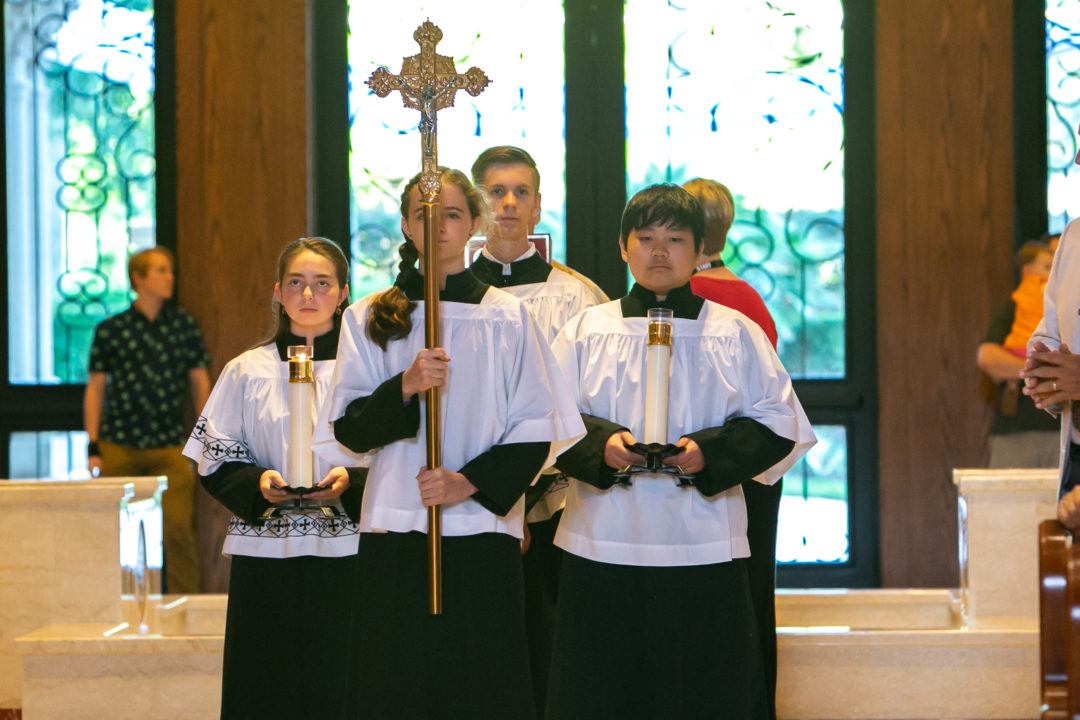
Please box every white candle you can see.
[643,308,673,444]
[287,346,314,488]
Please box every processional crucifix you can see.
[367,21,490,615]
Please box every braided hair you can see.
[367,239,420,350]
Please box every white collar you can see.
[481,242,537,275]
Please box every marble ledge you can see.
[0,484,122,505]
[14,624,222,656]
[775,589,958,630]
[952,467,1058,493]
[777,588,954,605]
[153,595,228,636]
[778,627,1037,649]
[0,476,166,503]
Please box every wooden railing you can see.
[1039,519,1080,720]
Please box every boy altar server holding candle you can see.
[546,184,816,720]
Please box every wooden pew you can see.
[1039,519,1080,719]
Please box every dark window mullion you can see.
[0,386,85,427]
[564,0,627,300]
[0,0,9,395]
[154,0,178,256]
[1013,0,1048,245]
[840,0,879,587]
[309,0,350,250]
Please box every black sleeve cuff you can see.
[199,461,273,524]
[339,467,368,523]
[524,471,560,514]
[459,441,551,516]
[554,414,629,490]
[684,418,796,497]
[333,372,421,453]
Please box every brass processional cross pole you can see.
[367,21,490,615]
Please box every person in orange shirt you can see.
[1003,242,1054,356]
[977,239,1058,468]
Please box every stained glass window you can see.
[1047,0,1080,231]
[346,2,566,299]
[346,1,853,569]
[624,0,845,379]
[777,425,848,563]
[624,2,849,565]
[5,0,157,384]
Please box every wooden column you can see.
[174,0,309,592]
[876,0,1016,587]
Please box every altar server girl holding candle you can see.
[183,237,364,720]
[546,184,817,720]
[313,168,583,720]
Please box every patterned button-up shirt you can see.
[89,305,210,448]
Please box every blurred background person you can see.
[978,238,1058,468]
[84,246,210,593]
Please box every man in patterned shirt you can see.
[83,246,211,593]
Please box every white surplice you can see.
[313,285,585,540]
[183,344,361,558]
[550,299,817,567]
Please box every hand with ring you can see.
[1022,342,1080,409]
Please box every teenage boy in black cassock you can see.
[469,145,606,715]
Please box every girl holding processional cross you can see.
[315,168,582,719]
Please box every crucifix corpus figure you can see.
[366,21,490,615]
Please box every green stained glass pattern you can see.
[347,3,565,299]
[6,0,156,384]
[624,0,845,379]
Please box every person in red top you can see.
[683,177,782,720]
[683,178,778,348]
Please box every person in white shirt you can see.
[1023,216,1080,528]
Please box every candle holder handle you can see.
[612,442,695,487]
[258,492,343,521]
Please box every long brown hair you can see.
[366,168,485,350]
[257,236,350,347]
